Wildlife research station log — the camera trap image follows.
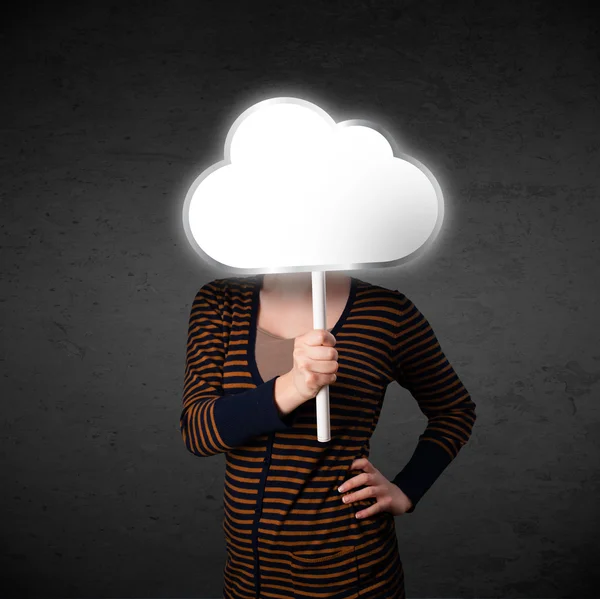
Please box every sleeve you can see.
[180,280,295,457]
[390,292,477,513]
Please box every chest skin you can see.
[256,277,352,340]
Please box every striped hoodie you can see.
[180,275,477,599]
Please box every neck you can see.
[262,272,349,299]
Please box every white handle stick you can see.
[311,271,331,442]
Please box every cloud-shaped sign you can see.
[183,97,444,274]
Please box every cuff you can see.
[392,441,453,513]
[213,375,295,447]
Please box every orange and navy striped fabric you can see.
[181,275,477,599]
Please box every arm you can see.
[180,280,297,457]
[390,292,477,513]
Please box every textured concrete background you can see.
[1,0,599,597]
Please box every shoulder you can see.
[355,278,412,309]
[193,275,257,304]
[355,278,425,330]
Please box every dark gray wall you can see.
[1,1,598,597]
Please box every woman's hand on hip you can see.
[337,457,413,518]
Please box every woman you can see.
[181,271,476,599]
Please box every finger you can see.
[338,472,370,494]
[350,458,373,471]
[355,502,383,519]
[341,483,377,505]
[307,329,335,347]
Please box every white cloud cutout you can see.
[183,97,444,273]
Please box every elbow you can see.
[180,412,232,457]
[181,426,210,457]
[454,395,477,443]
[180,417,219,458]
[462,393,477,423]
